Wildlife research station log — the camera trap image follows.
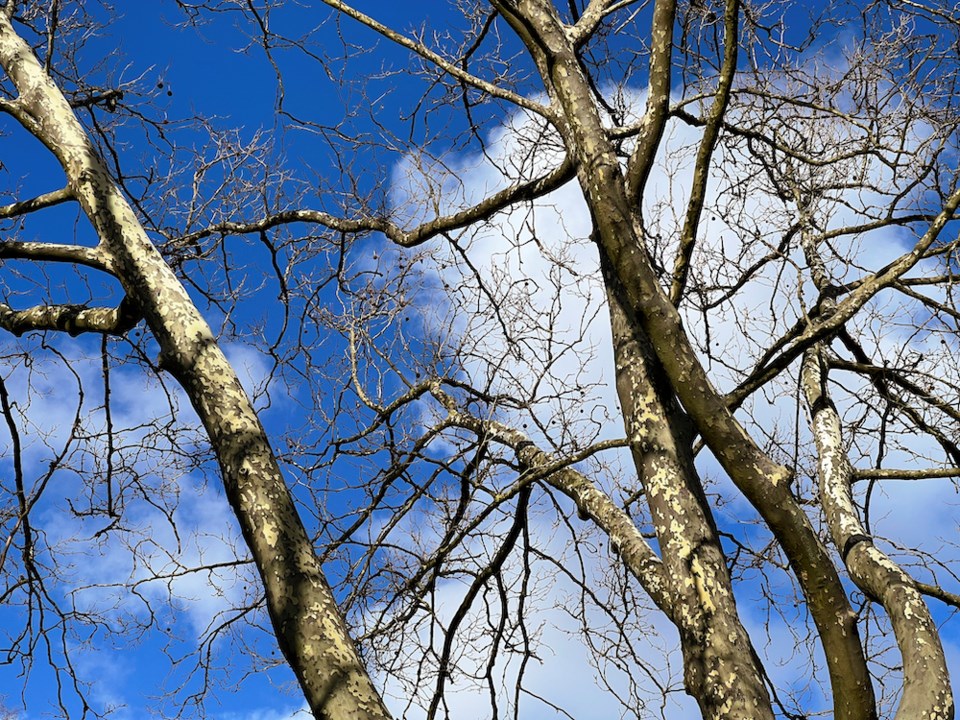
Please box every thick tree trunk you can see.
[490,2,876,718]
[0,15,391,720]
[606,273,773,720]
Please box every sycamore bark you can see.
[490,1,876,718]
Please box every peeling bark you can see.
[0,298,139,336]
[0,15,391,720]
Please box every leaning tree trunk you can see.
[488,2,877,718]
[0,14,391,720]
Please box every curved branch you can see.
[433,388,672,615]
[569,0,643,47]
[0,239,112,271]
[802,348,952,720]
[0,186,74,218]
[0,297,140,336]
[623,0,676,205]
[176,157,574,248]
[728,186,960,407]
[669,0,739,305]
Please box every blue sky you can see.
[2,2,960,720]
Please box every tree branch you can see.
[433,385,672,615]
[728,185,960,407]
[668,0,739,305]
[916,581,960,610]
[320,0,554,118]
[176,157,574,248]
[0,297,140,336]
[569,0,642,47]
[852,467,960,482]
[623,0,676,205]
[802,347,952,720]
[0,186,74,218]
[0,239,111,271]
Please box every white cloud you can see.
[0,338,283,716]
[377,76,960,717]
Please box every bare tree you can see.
[1,1,959,720]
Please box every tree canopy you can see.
[1,1,960,719]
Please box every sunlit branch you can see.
[320,0,554,119]
[0,186,74,218]
[569,0,643,47]
[802,348,952,720]
[0,297,140,336]
[623,0,676,205]
[0,95,38,135]
[0,239,111,271]
[852,467,960,482]
[668,0,739,306]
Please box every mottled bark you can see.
[606,274,773,720]
[802,349,953,720]
[0,15,391,720]
[0,298,139,336]
[490,2,876,718]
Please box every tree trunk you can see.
[0,15,391,720]
[606,267,773,719]
[490,2,876,718]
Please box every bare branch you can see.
[916,581,960,610]
[569,0,643,46]
[802,348,952,719]
[0,239,111,271]
[729,185,960,407]
[623,0,676,205]
[438,398,672,614]
[852,468,960,482]
[0,186,74,218]
[320,0,554,118]
[176,157,574,248]
[668,0,739,305]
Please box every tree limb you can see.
[802,348,952,720]
[433,386,672,615]
[176,157,574,248]
[0,239,111,271]
[668,0,739,305]
[0,297,140,336]
[0,186,74,218]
